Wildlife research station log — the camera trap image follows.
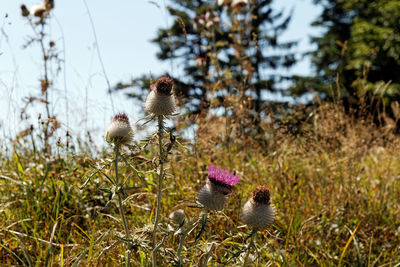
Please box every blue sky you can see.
[0,0,322,144]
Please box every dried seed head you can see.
[252,185,270,205]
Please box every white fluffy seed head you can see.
[144,90,176,115]
[105,114,133,146]
[240,200,275,230]
[198,182,228,211]
[169,209,185,226]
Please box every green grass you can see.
[1,103,400,266]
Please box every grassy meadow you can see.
[1,1,400,266]
[1,101,399,266]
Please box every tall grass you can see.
[1,100,400,265]
[1,2,399,266]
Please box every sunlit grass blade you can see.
[44,221,58,267]
[338,218,364,267]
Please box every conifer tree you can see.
[294,0,400,117]
[114,0,297,118]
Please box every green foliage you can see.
[294,0,400,111]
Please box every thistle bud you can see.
[240,185,275,230]
[105,113,133,146]
[144,76,176,115]
[169,209,185,226]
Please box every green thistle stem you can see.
[115,146,120,184]
[115,145,131,267]
[242,229,257,267]
[178,209,209,265]
[152,115,165,266]
[176,232,186,266]
[195,210,209,243]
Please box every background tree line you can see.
[113,0,400,128]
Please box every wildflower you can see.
[105,113,133,146]
[169,209,185,226]
[30,3,47,17]
[240,185,275,229]
[144,76,176,115]
[198,165,240,211]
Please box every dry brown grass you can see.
[1,101,400,265]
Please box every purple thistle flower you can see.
[198,165,240,211]
[208,164,240,188]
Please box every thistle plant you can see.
[198,164,240,211]
[195,164,240,240]
[239,185,276,266]
[169,209,186,227]
[105,113,134,266]
[170,165,240,265]
[144,76,176,266]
